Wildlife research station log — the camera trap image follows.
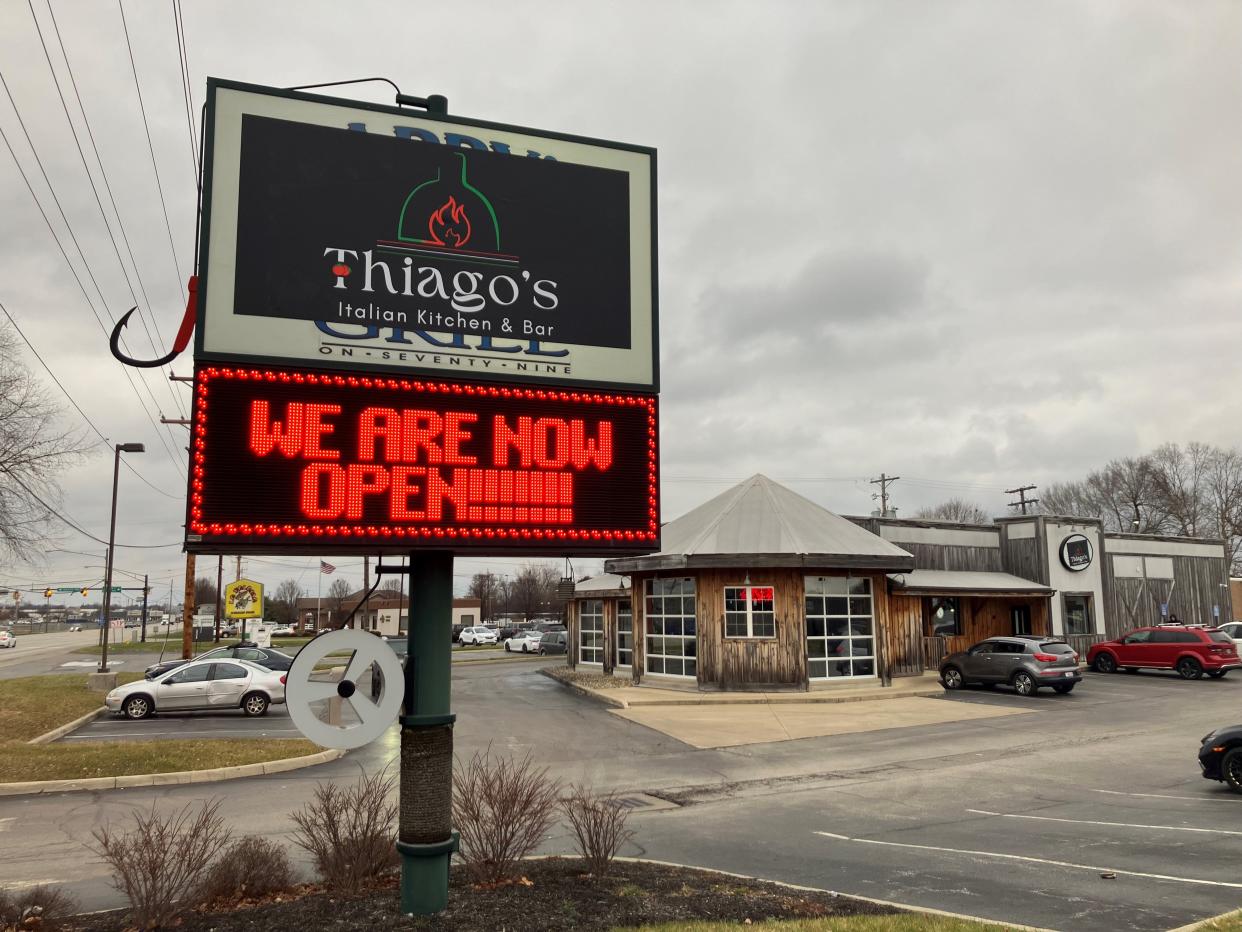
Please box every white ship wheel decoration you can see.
[285,629,404,749]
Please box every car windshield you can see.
[1038,642,1076,654]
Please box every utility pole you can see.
[235,556,242,581]
[140,574,149,643]
[1005,485,1039,515]
[181,552,196,660]
[362,555,370,632]
[870,473,900,517]
[215,556,224,642]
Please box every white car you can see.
[106,658,286,719]
[1218,622,1242,646]
[0,630,14,648]
[505,630,543,653]
[270,625,296,637]
[459,625,498,645]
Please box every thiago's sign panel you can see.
[185,366,659,555]
[198,80,657,391]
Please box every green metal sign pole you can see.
[397,549,458,914]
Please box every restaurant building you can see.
[565,475,1233,689]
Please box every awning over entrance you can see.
[886,570,1054,598]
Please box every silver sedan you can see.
[106,658,286,719]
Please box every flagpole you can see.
[317,564,322,632]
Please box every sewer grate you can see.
[607,792,680,812]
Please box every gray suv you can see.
[940,636,1081,696]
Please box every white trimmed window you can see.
[645,578,696,677]
[804,576,875,680]
[617,599,633,667]
[724,586,775,638]
[579,599,603,665]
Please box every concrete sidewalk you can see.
[559,671,946,709]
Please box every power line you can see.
[870,472,900,516]
[0,467,182,550]
[117,0,186,294]
[171,0,199,190]
[1005,485,1040,515]
[0,298,180,500]
[0,81,186,477]
[39,0,187,419]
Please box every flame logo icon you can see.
[428,196,472,248]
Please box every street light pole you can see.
[99,443,144,674]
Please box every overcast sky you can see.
[1,0,1239,606]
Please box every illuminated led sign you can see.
[186,366,659,555]
[198,80,657,390]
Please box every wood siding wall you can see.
[884,594,925,675]
[695,568,806,688]
[926,596,1051,657]
[999,534,1047,585]
[1101,552,1232,637]
[891,543,1003,572]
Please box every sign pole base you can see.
[398,551,456,916]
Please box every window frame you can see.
[804,576,876,680]
[1062,593,1094,637]
[927,597,961,637]
[644,577,697,678]
[723,585,776,639]
[578,599,604,665]
[616,598,633,667]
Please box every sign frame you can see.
[195,78,659,393]
[223,578,264,619]
[1058,533,1093,572]
[183,363,660,557]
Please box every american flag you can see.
[320,560,336,575]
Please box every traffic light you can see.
[80,587,89,597]
[43,588,53,599]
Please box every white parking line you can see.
[59,660,125,667]
[0,880,62,891]
[0,818,13,833]
[966,808,1242,836]
[66,731,300,739]
[813,831,1242,889]
[1091,788,1242,803]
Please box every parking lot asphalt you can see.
[5,661,1242,929]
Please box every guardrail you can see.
[1063,633,1105,657]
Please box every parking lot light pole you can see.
[99,443,145,674]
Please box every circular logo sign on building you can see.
[1059,534,1093,572]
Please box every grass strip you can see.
[73,636,312,655]
[0,738,319,783]
[615,917,1010,931]
[0,674,143,742]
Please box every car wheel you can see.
[1094,653,1118,674]
[123,695,152,719]
[504,642,511,652]
[1208,670,1228,679]
[1177,657,1203,680]
[1223,748,1242,793]
[941,666,964,690]
[539,647,547,656]
[1052,683,1075,694]
[1012,671,1037,696]
[242,692,269,716]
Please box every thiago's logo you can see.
[397,152,501,255]
[1059,534,1093,572]
[428,195,471,248]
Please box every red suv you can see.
[1088,626,1241,679]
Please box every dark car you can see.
[1199,725,1242,792]
[145,645,295,679]
[537,630,567,655]
[1088,625,1241,679]
[940,636,1081,697]
[452,624,466,643]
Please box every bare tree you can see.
[326,577,353,627]
[467,571,504,624]
[505,563,560,621]
[1043,457,1167,533]
[273,578,305,625]
[913,498,990,523]
[193,577,218,610]
[0,321,87,562]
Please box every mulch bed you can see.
[75,858,901,931]
[542,666,630,690]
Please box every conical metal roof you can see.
[607,475,914,573]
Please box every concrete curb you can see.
[540,668,629,708]
[599,856,1057,931]
[0,748,345,797]
[26,706,107,745]
[1169,909,1242,932]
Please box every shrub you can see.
[0,884,78,932]
[560,784,635,877]
[453,749,561,885]
[90,799,231,929]
[197,836,295,905]
[290,770,398,891]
